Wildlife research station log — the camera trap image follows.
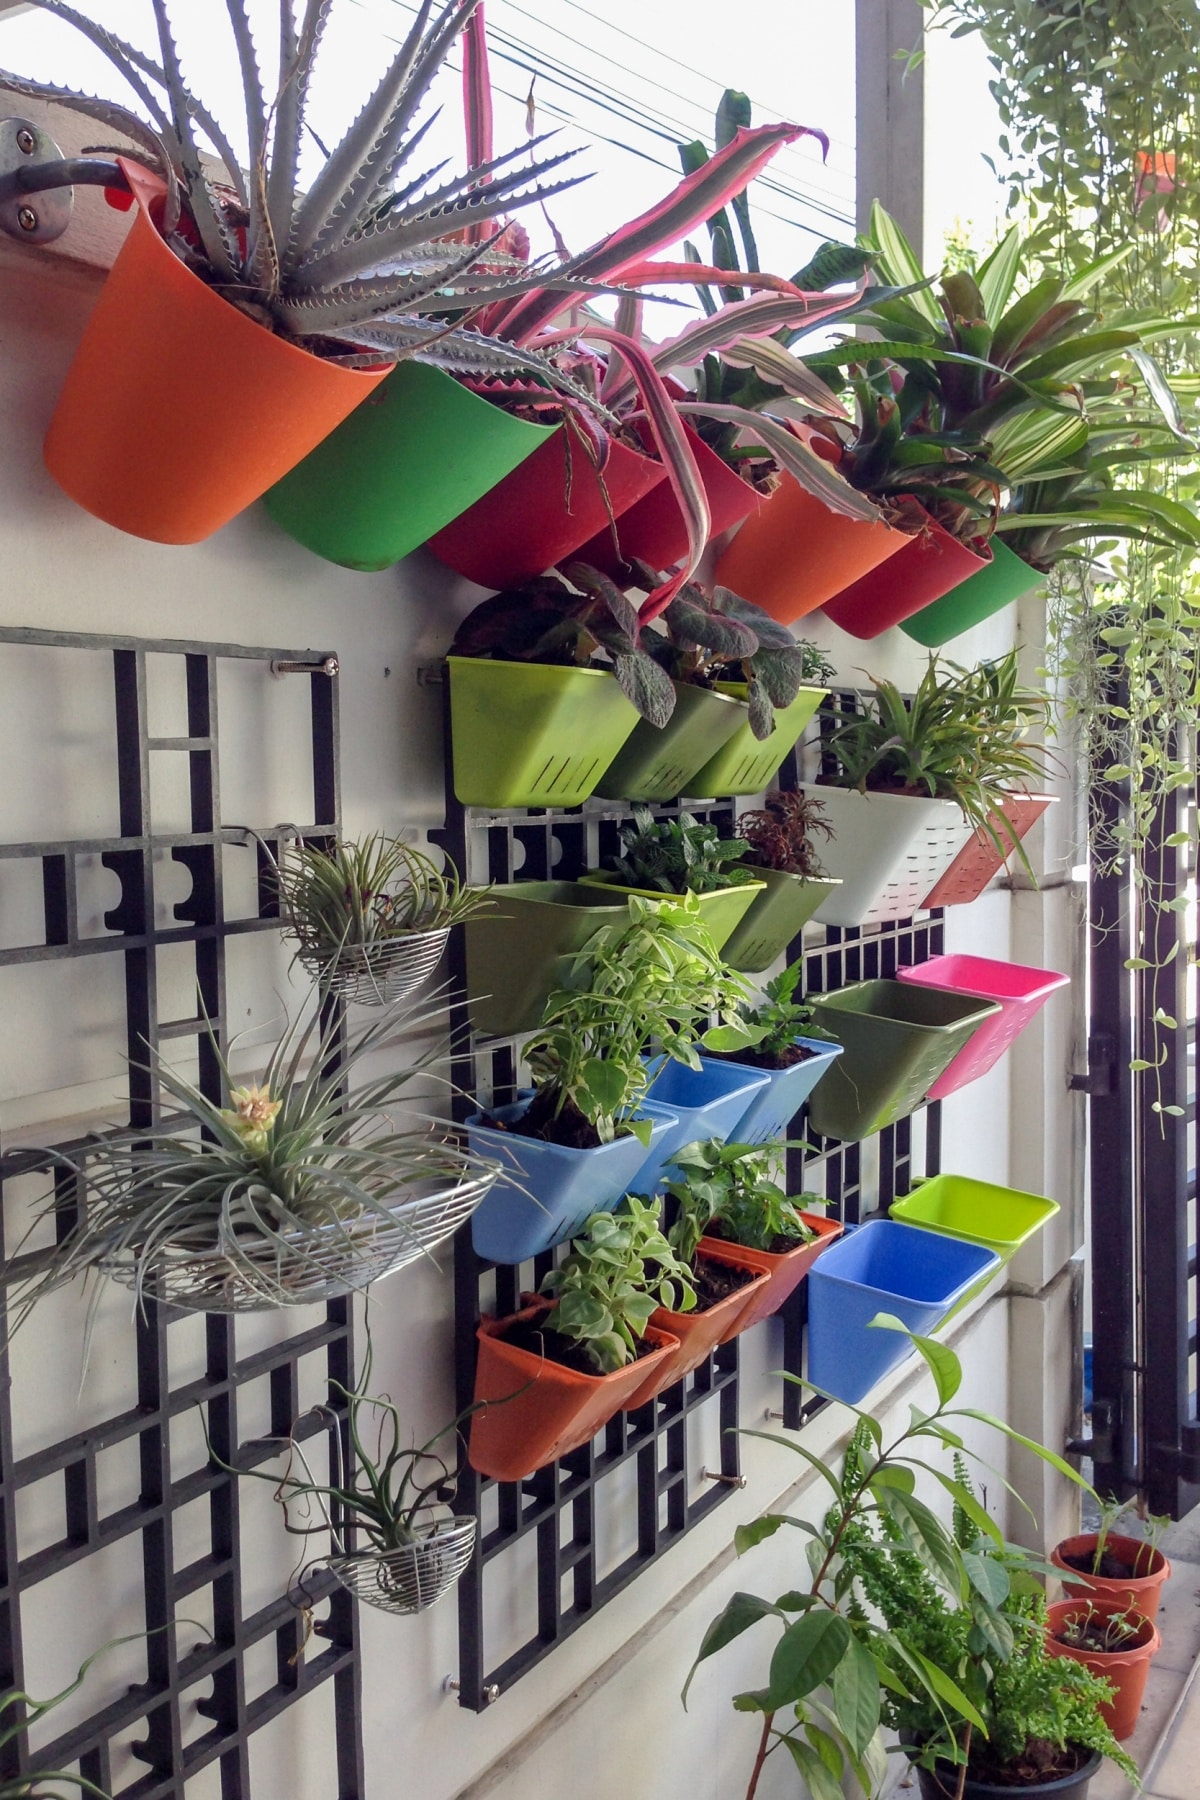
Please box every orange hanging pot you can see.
[43,162,388,545]
[713,473,907,625]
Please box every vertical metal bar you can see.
[855,0,926,253]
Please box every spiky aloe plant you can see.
[0,0,598,384]
[10,997,498,1318]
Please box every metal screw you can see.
[443,1675,500,1704]
[700,1467,748,1489]
[764,1408,786,1422]
[270,655,339,678]
[15,128,35,155]
[17,205,37,233]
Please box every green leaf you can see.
[681,1592,783,1706]
[962,1549,1010,1609]
[830,1634,881,1757]
[867,200,943,326]
[767,1611,851,1708]
[907,1330,964,1404]
[877,1490,965,1595]
[975,225,1024,323]
[734,1514,791,1554]
[780,1737,845,1800]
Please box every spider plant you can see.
[10,998,498,1319]
[823,651,1052,863]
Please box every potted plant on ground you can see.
[468,1197,691,1480]
[719,791,841,971]
[465,894,756,1262]
[701,958,844,1143]
[445,564,675,808]
[675,1136,843,1328]
[274,834,489,1004]
[1045,1598,1161,1740]
[684,1334,1133,1800]
[580,807,766,948]
[13,1001,498,1317]
[212,1325,479,1616]
[594,576,832,803]
[801,651,1051,926]
[1051,1501,1171,1621]
[7,1,591,543]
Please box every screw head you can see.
[15,128,35,155]
[17,206,38,233]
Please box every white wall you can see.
[0,198,1081,1800]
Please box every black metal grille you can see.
[0,629,364,1798]
[436,689,946,1708]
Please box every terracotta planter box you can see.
[1051,1532,1170,1621]
[714,476,907,625]
[623,1242,771,1407]
[701,1211,844,1331]
[1046,1597,1160,1740]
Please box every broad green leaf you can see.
[734,1514,792,1554]
[952,1409,1095,1489]
[892,1641,985,1729]
[780,1737,845,1800]
[682,1592,782,1706]
[867,200,943,326]
[1060,243,1135,299]
[868,1465,916,1495]
[878,1490,965,1594]
[907,1330,963,1404]
[962,1549,1010,1609]
[767,1611,851,1708]
[923,1468,1004,1547]
[831,1633,881,1757]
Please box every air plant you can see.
[9,998,498,1319]
[208,1321,481,1614]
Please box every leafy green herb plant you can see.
[604,806,757,896]
[724,959,830,1068]
[539,1196,697,1373]
[664,1138,820,1256]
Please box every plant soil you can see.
[707,1221,816,1256]
[687,1254,757,1310]
[484,1087,605,1150]
[710,1041,817,1071]
[1060,1546,1141,1581]
[928,1739,1092,1790]
[500,1314,657,1378]
[1054,1621,1144,1653]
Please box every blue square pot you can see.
[719,1038,844,1146]
[806,1219,1001,1404]
[467,1094,679,1264]
[628,1057,772,1196]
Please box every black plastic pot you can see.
[913,1751,1102,1799]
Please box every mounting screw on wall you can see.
[443,1676,500,1704]
[0,116,74,244]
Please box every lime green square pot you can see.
[447,658,639,809]
[264,363,555,571]
[900,539,1042,648]
[594,682,747,802]
[721,867,842,973]
[687,685,826,797]
[463,881,636,1037]
[889,1173,1060,1321]
[577,871,765,951]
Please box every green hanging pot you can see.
[463,881,636,1037]
[577,871,765,951]
[447,658,639,809]
[686,684,826,798]
[720,867,842,974]
[593,682,747,802]
[900,538,1042,648]
[263,363,555,571]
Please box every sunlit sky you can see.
[0,0,1006,292]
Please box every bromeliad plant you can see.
[11,999,498,1318]
[665,1138,819,1256]
[539,1197,696,1373]
[520,894,758,1146]
[684,1330,1133,1800]
[604,807,757,895]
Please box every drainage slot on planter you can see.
[447,658,639,809]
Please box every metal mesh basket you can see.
[298,930,450,1006]
[327,1518,477,1615]
[101,1165,498,1314]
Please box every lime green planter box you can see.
[901,539,1042,648]
[447,658,639,809]
[463,881,636,1037]
[721,868,841,974]
[687,684,826,798]
[806,979,1001,1142]
[578,871,765,952]
[594,682,746,802]
[890,1173,1060,1320]
[264,363,555,571]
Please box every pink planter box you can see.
[896,954,1070,1100]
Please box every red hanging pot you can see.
[575,427,763,579]
[426,421,666,590]
[822,506,993,638]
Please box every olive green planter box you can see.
[805,979,1001,1143]
[594,682,746,802]
[721,868,842,974]
[687,684,826,798]
[447,658,639,809]
[464,881,636,1037]
[901,538,1042,648]
[578,871,765,952]
[264,362,555,571]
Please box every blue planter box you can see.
[628,1057,771,1196]
[807,1219,1001,1404]
[718,1037,844,1146]
[467,1094,679,1264]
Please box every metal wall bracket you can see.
[1068,1032,1116,1096]
[0,118,77,244]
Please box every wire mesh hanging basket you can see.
[100,1163,498,1314]
[297,928,451,1006]
[327,1517,477,1615]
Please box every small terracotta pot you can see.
[44,164,387,543]
[468,1297,678,1481]
[1051,1532,1170,1621]
[575,427,763,578]
[623,1242,770,1408]
[1046,1597,1160,1740]
[822,507,992,638]
[426,425,665,590]
[700,1212,844,1332]
[713,475,907,625]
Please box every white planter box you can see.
[799,785,974,926]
